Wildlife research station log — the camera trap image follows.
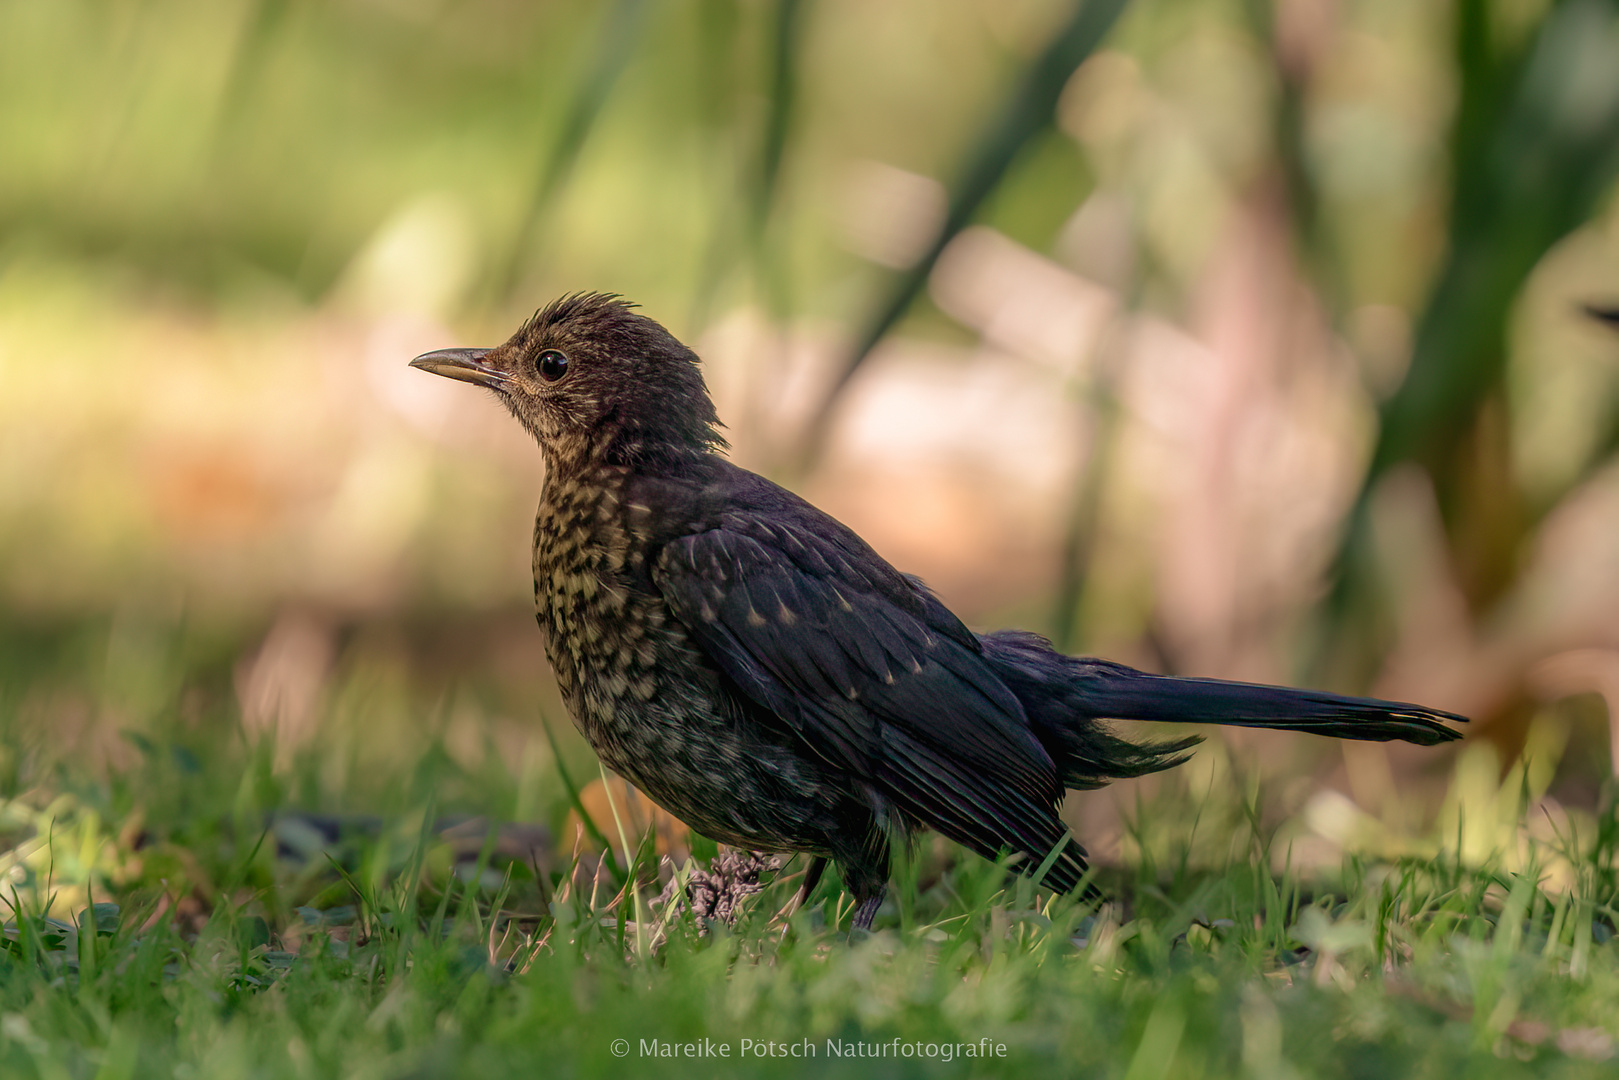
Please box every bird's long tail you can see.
[979,631,1466,790]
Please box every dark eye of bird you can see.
[537,349,570,382]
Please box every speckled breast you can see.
[529,468,848,851]
[534,467,673,733]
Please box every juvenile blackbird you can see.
[410,293,1466,930]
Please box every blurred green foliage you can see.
[1,0,1616,805]
[3,0,1613,656]
[1329,0,1619,684]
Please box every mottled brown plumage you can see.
[410,293,1466,930]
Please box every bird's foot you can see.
[849,892,883,934]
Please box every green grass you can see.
[1,623,1618,1078]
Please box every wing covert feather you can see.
[653,522,1062,829]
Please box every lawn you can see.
[1,620,1616,1079]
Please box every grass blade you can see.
[800,0,1131,462]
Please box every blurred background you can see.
[2,0,1619,893]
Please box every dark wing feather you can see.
[653,518,1067,856]
[880,726,1088,891]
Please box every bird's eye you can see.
[537,349,570,382]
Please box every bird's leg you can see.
[772,855,827,923]
[794,855,827,911]
[837,827,890,933]
[850,889,884,933]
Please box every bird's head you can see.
[409,293,726,464]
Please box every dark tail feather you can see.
[980,631,1465,789]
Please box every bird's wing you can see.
[653,516,1078,874]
